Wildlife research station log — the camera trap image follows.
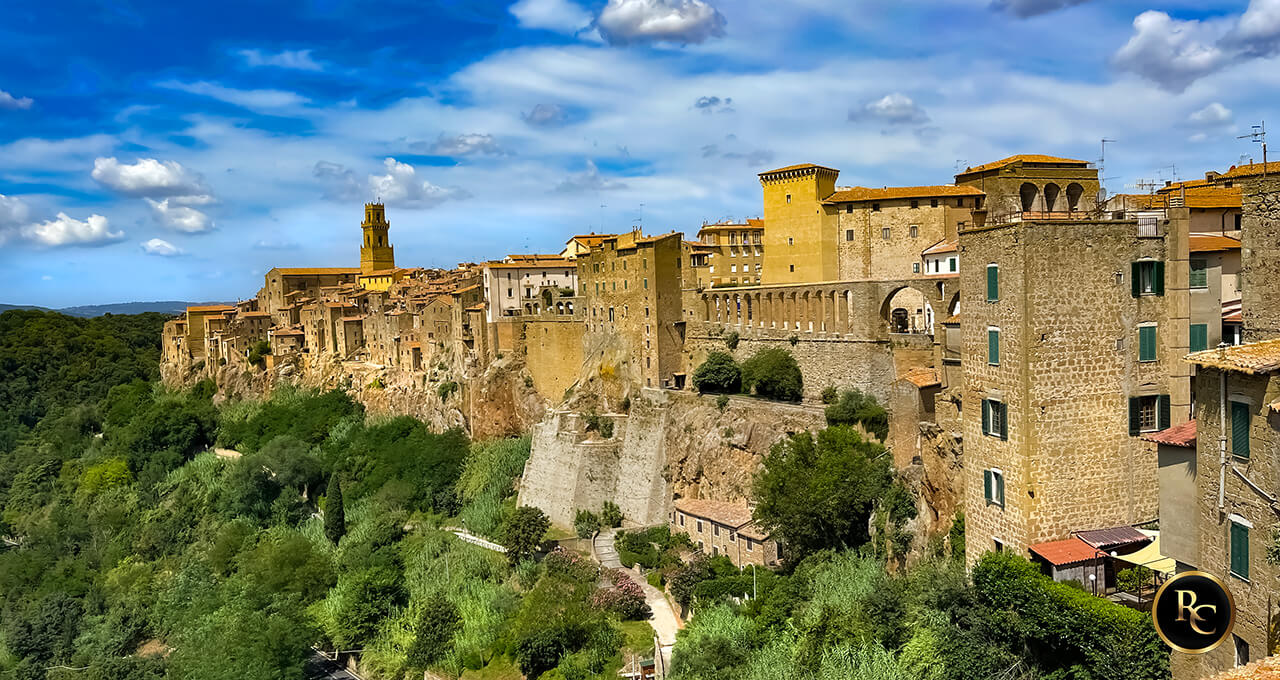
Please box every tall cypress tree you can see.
[324,473,345,545]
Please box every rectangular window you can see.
[909,225,919,238]
[931,198,939,208]
[1138,324,1157,362]
[1230,518,1250,580]
[1128,395,1170,435]
[981,399,1007,439]
[846,229,855,241]
[643,278,649,289]
[846,204,853,214]
[696,519,703,532]
[729,531,736,543]
[983,468,1005,507]
[872,203,881,212]
[746,539,754,552]
[713,525,720,537]
[789,264,795,272]
[786,194,791,204]
[949,257,957,273]
[1189,258,1208,288]
[1232,400,1251,459]
[882,227,891,240]
[679,513,685,526]
[1190,323,1208,352]
[988,327,1000,366]
[913,262,921,274]
[986,264,999,302]
[1131,260,1165,296]
[910,199,919,209]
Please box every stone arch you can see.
[1019,182,1039,212]
[1043,183,1061,212]
[1066,182,1084,211]
[879,284,931,334]
[946,290,960,317]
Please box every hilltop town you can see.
[161,154,1280,678]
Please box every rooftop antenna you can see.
[954,159,968,174]
[1099,138,1117,201]
[1238,121,1268,179]
[1131,178,1159,195]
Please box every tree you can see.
[502,505,550,564]
[405,594,462,669]
[324,473,345,545]
[247,340,271,367]
[824,388,889,441]
[752,426,892,563]
[600,501,623,528]
[741,348,803,401]
[692,352,741,394]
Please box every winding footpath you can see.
[592,528,680,673]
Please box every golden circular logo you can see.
[1151,571,1236,654]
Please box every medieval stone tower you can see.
[360,202,396,275]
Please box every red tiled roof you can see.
[898,367,941,388]
[824,185,983,203]
[1221,161,1280,179]
[1223,299,1242,324]
[1190,233,1242,252]
[1187,338,1280,374]
[1141,419,1196,447]
[958,154,1089,176]
[673,498,754,528]
[1075,526,1150,551]
[272,267,361,276]
[1029,537,1099,566]
[922,239,958,255]
[270,328,304,337]
[187,304,234,313]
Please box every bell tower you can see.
[360,202,396,275]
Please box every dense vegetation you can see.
[693,347,803,401]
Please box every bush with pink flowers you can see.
[590,569,651,620]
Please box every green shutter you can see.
[1232,401,1251,459]
[950,258,957,273]
[1158,395,1171,431]
[987,265,998,302]
[982,399,991,435]
[1131,261,1141,297]
[1128,397,1141,436]
[1189,259,1207,288]
[1190,324,1208,352]
[1154,261,1165,295]
[1231,522,1250,579]
[1139,326,1156,362]
[998,403,1008,441]
[983,469,992,503]
[996,472,1005,506]
[988,329,999,365]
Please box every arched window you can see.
[1066,183,1084,211]
[1019,183,1038,212]
[1043,183,1061,212]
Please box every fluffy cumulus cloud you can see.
[596,0,726,46]
[141,238,183,256]
[554,160,628,193]
[91,157,208,198]
[1114,1,1280,91]
[989,0,1092,18]
[0,88,34,110]
[1235,0,1280,57]
[316,158,469,207]
[427,133,507,156]
[849,93,930,126]
[146,198,215,233]
[522,103,569,127]
[23,213,122,247]
[510,0,592,34]
[1189,102,1233,126]
[238,48,323,71]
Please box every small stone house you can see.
[670,498,779,568]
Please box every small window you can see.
[746,539,754,552]
[956,198,964,208]
[1138,324,1157,362]
[713,525,720,537]
[1230,518,1250,580]
[1190,323,1208,352]
[679,513,685,526]
[1131,260,1165,296]
[1236,635,1251,666]
[643,278,649,289]
[910,199,919,209]
[1189,258,1208,289]
[788,237,794,246]
[789,264,795,272]
[986,264,999,302]
[729,531,736,543]
[949,257,957,273]
[696,519,703,532]
[1127,394,1170,434]
[846,204,853,214]
[786,194,791,204]
[881,227,891,240]
[983,468,1005,507]
[1231,400,1251,459]
[913,262,921,274]
[988,327,1000,365]
[981,399,1007,439]
[931,198,939,208]
[846,229,855,241]
[872,203,881,212]
[909,225,919,238]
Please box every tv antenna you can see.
[1098,138,1117,203]
[1131,178,1159,194]
[954,159,969,173]
[1238,121,1268,178]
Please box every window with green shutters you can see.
[1128,395,1169,435]
[1138,325,1157,362]
[1189,258,1208,288]
[1231,400,1250,459]
[986,264,999,302]
[983,469,1005,507]
[1190,323,1208,352]
[1131,260,1165,297]
[1230,520,1250,580]
[988,328,1000,365]
[982,399,1008,439]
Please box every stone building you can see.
[359,201,395,275]
[955,154,1100,220]
[960,203,1188,565]
[481,255,577,322]
[695,219,764,287]
[826,185,981,282]
[671,498,779,568]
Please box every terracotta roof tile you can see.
[270,328,304,336]
[673,498,754,528]
[958,154,1089,176]
[1075,526,1150,551]
[899,367,941,388]
[272,267,361,276]
[824,185,984,203]
[1223,299,1242,323]
[1029,537,1099,566]
[1221,161,1280,179]
[187,305,234,313]
[922,239,958,255]
[1190,233,1242,252]
[1141,419,1196,447]
[1187,338,1280,374]
[1203,654,1280,679]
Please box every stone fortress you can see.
[161,155,1280,677]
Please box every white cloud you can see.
[427,133,507,156]
[316,158,469,207]
[1188,102,1232,126]
[1235,0,1280,56]
[510,0,592,34]
[141,238,184,256]
[156,80,310,112]
[990,0,1092,18]
[554,160,628,193]
[146,198,214,233]
[596,0,726,46]
[849,93,930,125]
[23,213,123,247]
[522,103,569,127]
[0,89,34,110]
[92,157,208,198]
[238,48,323,71]
[694,95,733,113]
[0,194,31,227]
[1113,11,1229,92]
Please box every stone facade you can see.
[696,220,764,287]
[1241,179,1280,341]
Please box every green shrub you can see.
[824,388,889,441]
[820,385,838,404]
[646,572,662,588]
[437,381,459,400]
[575,509,601,538]
[583,413,613,439]
[524,375,534,388]
[788,334,799,346]
[1116,565,1154,593]
[741,348,803,401]
[247,340,271,367]
[724,331,740,350]
[693,352,742,394]
[620,396,631,412]
[368,377,384,389]
[601,501,623,528]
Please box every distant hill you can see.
[0,301,229,318]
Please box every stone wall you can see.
[1241,177,1280,341]
[522,317,585,402]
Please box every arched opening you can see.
[880,286,928,334]
[1043,183,1061,212]
[1020,182,1039,212]
[1066,182,1084,211]
[891,308,910,333]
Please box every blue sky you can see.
[1,0,1278,307]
